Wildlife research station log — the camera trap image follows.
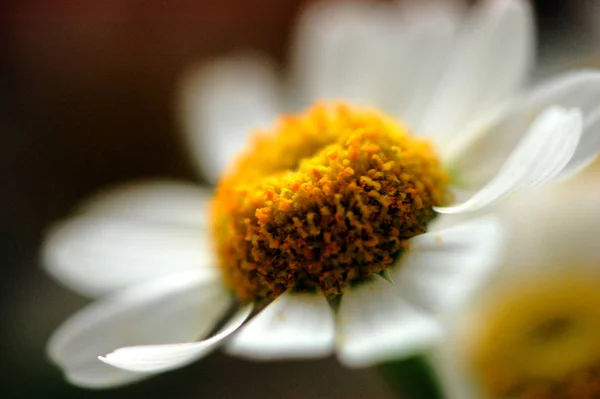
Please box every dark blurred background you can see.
[0,0,597,397]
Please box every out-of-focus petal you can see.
[78,180,212,228]
[289,1,460,119]
[422,0,534,150]
[178,54,281,183]
[336,276,442,368]
[495,180,600,279]
[48,271,231,388]
[43,180,216,297]
[289,1,389,107]
[226,291,335,360]
[392,217,501,313]
[43,215,218,297]
[386,3,460,129]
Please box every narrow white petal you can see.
[447,71,600,190]
[43,215,218,297]
[422,0,534,147]
[436,107,581,214]
[336,276,442,368]
[392,217,502,313]
[78,180,213,228]
[226,291,335,360]
[99,305,252,373]
[48,271,231,388]
[178,55,280,183]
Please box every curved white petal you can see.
[437,107,581,214]
[336,276,442,368]
[48,270,231,388]
[447,71,600,190]
[78,180,213,228]
[43,214,218,297]
[99,305,252,373]
[392,217,502,313]
[422,0,534,148]
[178,54,280,183]
[226,291,335,360]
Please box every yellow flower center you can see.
[211,102,450,302]
[468,272,600,398]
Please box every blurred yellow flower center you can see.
[469,273,600,398]
[211,102,450,302]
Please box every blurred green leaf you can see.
[378,355,442,399]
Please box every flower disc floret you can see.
[211,102,451,302]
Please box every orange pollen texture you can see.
[211,101,451,303]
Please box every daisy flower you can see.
[44,0,600,389]
[431,170,600,399]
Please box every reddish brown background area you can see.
[2,0,302,217]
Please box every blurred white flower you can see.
[432,167,600,399]
[43,0,600,390]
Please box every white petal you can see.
[43,214,218,297]
[178,54,280,183]
[226,291,335,360]
[61,362,148,389]
[447,71,600,190]
[336,276,442,368]
[436,107,581,214]
[78,180,213,228]
[48,271,231,388]
[289,1,385,107]
[422,0,534,147]
[392,217,502,313]
[290,1,459,117]
[494,183,600,277]
[386,4,460,129]
[99,305,252,373]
